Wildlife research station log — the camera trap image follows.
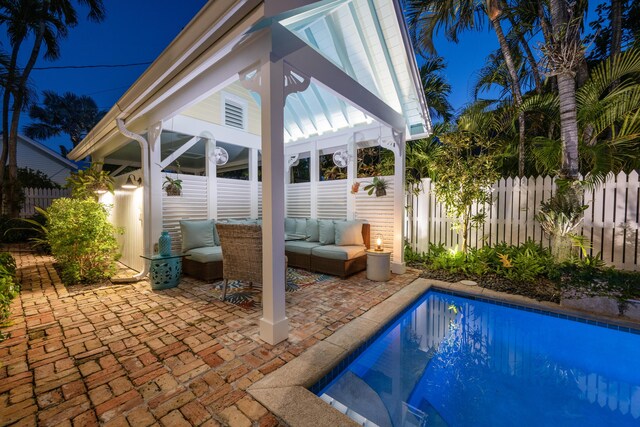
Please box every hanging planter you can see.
[163,176,182,196]
[351,182,361,194]
[363,177,388,197]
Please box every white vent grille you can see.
[224,100,244,129]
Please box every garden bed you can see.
[407,241,640,317]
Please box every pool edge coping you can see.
[247,278,640,426]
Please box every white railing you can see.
[405,172,640,271]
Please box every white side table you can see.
[366,249,392,281]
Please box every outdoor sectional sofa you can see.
[180,218,370,281]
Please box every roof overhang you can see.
[69,0,430,161]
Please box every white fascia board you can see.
[69,0,265,161]
[164,115,261,150]
[391,0,432,134]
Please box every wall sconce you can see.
[374,234,383,251]
[122,174,142,189]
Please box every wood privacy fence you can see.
[405,172,640,271]
[20,187,70,217]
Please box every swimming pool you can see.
[316,290,640,426]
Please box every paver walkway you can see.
[0,248,418,426]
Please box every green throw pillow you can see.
[295,219,307,235]
[334,220,364,246]
[285,218,297,234]
[306,219,319,242]
[180,219,216,252]
[318,220,336,245]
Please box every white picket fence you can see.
[405,172,640,271]
[20,187,70,217]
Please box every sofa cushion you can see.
[295,218,307,235]
[180,219,216,252]
[285,218,297,234]
[212,220,221,246]
[185,246,223,263]
[335,220,365,246]
[285,241,321,255]
[306,219,320,242]
[318,220,335,245]
[311,244,366,261]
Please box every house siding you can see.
[17,139,76,185]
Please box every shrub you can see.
[45,198,121,284]
[0,253,18,325]
[428,131,499,253]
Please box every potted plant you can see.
[364,177,388,197]
[163,176,182,196]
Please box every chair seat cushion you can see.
[311,244,366,261]
[185,246,223,263]
[285,241,321,255]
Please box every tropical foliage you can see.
[0,252,18,332]
[0,0,106,217]
[66,162,114,200]
[41,198,120,284]
[426,129,500,253]
[25,90,106,156]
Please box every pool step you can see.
[320,393,381,427]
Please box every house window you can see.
[222,94,246,130]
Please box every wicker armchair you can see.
[216,223,263,301]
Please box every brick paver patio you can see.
[0,248,419,426]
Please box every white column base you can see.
[391,262,406,275]
[260,316,289,345]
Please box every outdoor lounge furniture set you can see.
[180,218,370,282]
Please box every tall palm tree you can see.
[544,0,581,181]
[25,91,106,155]
[419,56,454,123]
[405,0,528,176]
[0,0,105,217]
[524,48,640,179]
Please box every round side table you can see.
[366,249,392,281]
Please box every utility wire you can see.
[33,61,152,70]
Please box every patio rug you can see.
[212,268,332,309]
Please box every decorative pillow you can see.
[306,219,320,242]
[295,219,307,235]
[334,220,364,246]
[212,220,221,246]
[285,218,297,234]
[179,219,216,252]
[318,220,336,245]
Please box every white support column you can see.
[205,138,218,219]
[391,132,406,274]
[346,138,356,220]
[249,148,259,219]
[310,142,318,218]
[148,122,164,248]
[259,58,289,345]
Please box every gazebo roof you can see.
[68,0,429,161]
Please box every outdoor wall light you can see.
[375,234,383,251]
[122,174,142,189]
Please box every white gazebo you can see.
[68,0,430,345]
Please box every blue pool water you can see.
[317,291,640,426]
